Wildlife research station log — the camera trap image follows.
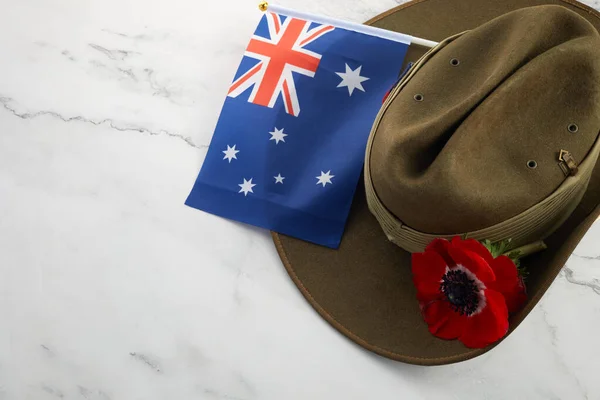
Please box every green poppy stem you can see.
[503,240,547,259]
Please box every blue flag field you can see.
[186,9,409,248]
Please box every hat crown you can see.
[367,5,600,251]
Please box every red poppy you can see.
[411,236,527,348]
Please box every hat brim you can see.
[272,0,600,366]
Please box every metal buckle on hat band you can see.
[559,149,579,176]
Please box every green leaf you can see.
[482,238,513,258]
[517,263,529,280]
[482,239,493,254]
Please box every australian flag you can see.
[186,10,409,248]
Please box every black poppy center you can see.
[440,269,480,316]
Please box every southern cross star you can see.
[269,127,288,144]
[222,144,239,163]
[238,178,256,196]
[316,170,335,187]
[336,64,370,96]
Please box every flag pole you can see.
[258,1,438,48]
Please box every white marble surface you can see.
[1,0,600,399]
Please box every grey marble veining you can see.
[0,0,599,399]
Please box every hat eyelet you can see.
[414,94,424,102]
[568,123,578,133]
[527,160,538,169]
[450,58,460,66]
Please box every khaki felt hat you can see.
[272,0,600,365]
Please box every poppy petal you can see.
[491,255,519,282]
[421,299,450,333]
[425,238,454,267]
[448,246,496,285]
[501,281,528,314]
[421,299,467,339]
[412,251,447,286]
[487,256,516,295]
[459,290,509,348]
[452,237,494,264]
[415,281,443,303]
[421,299,449,332]
[436,309,468,339]
[489,256,527,313]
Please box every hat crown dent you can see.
[368,5,600,246]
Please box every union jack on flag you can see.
[186,10,409,248]
[227,13,334,116]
